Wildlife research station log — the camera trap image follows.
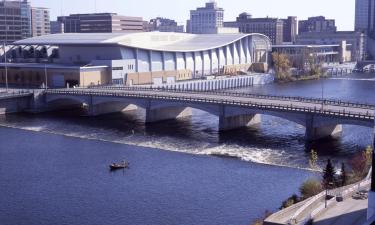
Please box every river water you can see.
[0,73,374,225]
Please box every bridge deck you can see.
[46,88,375,122]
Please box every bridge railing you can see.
[0,90,33,99]
[70,85,375,110]
[45,89,375,121]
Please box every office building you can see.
[57,13,143,33]
[188,1,224,34]
[31,7,50,37]
[224,13,284,45]
[296,31,366,61]
[355,0,375,36]
[0,0,24,43]
[146,17,184,33]
[281,16,297,43]
[50,21,64,34]
[1,32,271,87]
[298,16,337,34]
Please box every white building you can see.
[3,32,271,87]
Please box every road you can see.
[313,198,368,225]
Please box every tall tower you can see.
[189,1,224,34]
[355,0,375,36]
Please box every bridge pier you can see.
[145,107,192,123]
[305,115,342,141]
[219,114,261,131]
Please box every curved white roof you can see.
[15,32,271,52]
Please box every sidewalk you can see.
[313,198,368,225]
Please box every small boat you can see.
[109,161,129,170]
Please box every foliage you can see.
[279,194,300,210]
[322,159,336,189]
[309,149,319,170]
[251,210,272,225]
[339,163,347,187]
[303,49,323,76]
[272,52,291,80]
[299,179,323,199]
[349,146,373,180]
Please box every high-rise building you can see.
[31,7,50,37]
[224,13,284,44]
[0,0,23,43]
[50,21,64,34]
[281,16,297,43]
[20,0,31,39]
[298,16,336,34]
[146,17,184,33]
[57,13,144,33]
[188,1,224,34]
[355,0,375,36]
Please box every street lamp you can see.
[44,64,48,90]
[3,43,8,92]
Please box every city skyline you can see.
[29,0,355,31]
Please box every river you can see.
[0,73,374,225]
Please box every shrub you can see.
[300,179,323,199]
[280,194,300,210]
[251,210,272,225]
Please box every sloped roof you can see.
[14,32,271,52]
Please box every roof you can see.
[0,63,108,70]
[14,32,271,52]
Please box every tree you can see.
[272,52,291,80]
[322,159,336,189]
[364,146,373,169]
[300,179,323,199]
[309,149,318,170]
[339,163,347,187]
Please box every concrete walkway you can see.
[313,198,368,225]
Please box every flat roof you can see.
[14,32,271,52]
[0,63,108,70]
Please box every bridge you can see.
[43,87,375,141]
[0,90,33,114]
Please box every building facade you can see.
[2,32,271,87]
[56,13,143,33]
[281,16,297,43]
[296,31,366,61]
[355,0,375,37]
[298,16,337,34]
[31,7,50,37]
[188,1,224,34]
[146,17,184,33]
[0,0,23,43]
[224,13,284,45]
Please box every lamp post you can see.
[325,182,333,208]
[44,64,48,90]
[3,43,8,92]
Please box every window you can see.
[112,67,123,71]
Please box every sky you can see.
[30,0,356,31]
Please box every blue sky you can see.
[30,0,355,31]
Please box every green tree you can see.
[322,159,336,189]
[339,162,347,187]
[309,149,318,170]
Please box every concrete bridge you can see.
[44,88,375,141]
[0,91,33,114]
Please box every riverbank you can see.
[0,126,313,225]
